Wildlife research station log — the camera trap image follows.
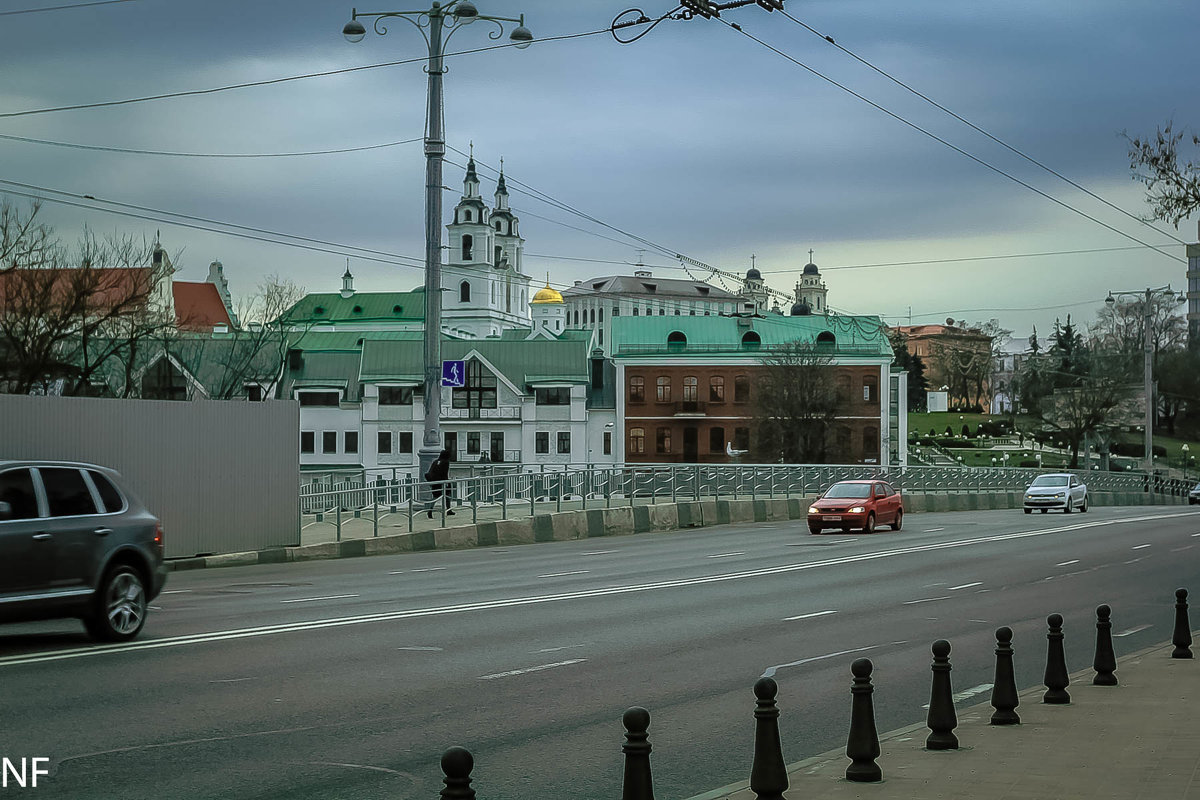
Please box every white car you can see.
[1023,473,1088,514]
[1189,483,1200,506]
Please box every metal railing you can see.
[298,462,1193,540]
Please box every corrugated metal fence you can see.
[0,394,299,558]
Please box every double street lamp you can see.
[342,2,531,482]
[1104,285,1187,475]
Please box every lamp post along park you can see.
[1104,286,1186,475]
[343,2,532,484]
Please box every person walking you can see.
[425,448,454,519]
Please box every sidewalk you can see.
[692,641,1200,800]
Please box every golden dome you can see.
[531,280,563,304]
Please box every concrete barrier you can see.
[551,510,586,541]
[719,499,755,525]
[364,534,413,556]
[291,541,342,561]
[433,525,479,551]
[698,499,720,527]
[676,501,702,528]
[496,518,535,546]
[647,503,680,531]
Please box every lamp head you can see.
[453,1,478,21]
[1104,293,1115,305]
[510,24,533,48]
[343,18,366,43]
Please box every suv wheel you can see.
[85,564,148,642]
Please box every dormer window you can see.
[352,305,363,314]
[392,305,403,314]
[495,220,503,232]
[463,209,472,222]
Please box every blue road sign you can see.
[441,360,466,387]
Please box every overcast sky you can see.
[1,0,1197,340]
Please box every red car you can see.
[807,479,903,534]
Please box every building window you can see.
[734,427,750,451]
[535,387,571,405]
[709,376,725,402]
[630,427,645,455]
[682,376,698,402]
[463,209,472,222]
[603,431,612,455]
[490,432,504,462]
[301,432,314,454]
[836,375,852,404]
[460,281,471,303]
[574,309,580,326]
[816,331,836,347]
[629,376,645,403]
[557,432,571,454]
[536,432,549,454]
[709,426,725,453]
[298,390,339,406]
[591,309,596,324]
[741,331,762,350]
[452,359,497,409]
[379,386,414,405]
[656,376,671,403]
[322,432,337,454]
[656,427,672,454]
[632,308,639,317]
[462,234,473,261]
[667,331,687,351]
[599,308,604,323]
[345,432,358,454]
[733,376,749,403]
[378,431,392,454]
[398,432,414,454]
[836,426,852,458]
[245,384,263,402]
[863,376,878,403]
[495,245,503,265]
[863,426,878,455]
[467,432,481,455]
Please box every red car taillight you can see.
[154,523,164,552]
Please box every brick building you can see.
[611,313,906,465]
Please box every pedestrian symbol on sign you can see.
[442,360,466,387]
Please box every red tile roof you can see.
[173,281,232,331]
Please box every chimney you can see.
[591,348,605,390]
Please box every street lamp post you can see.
[1105,286,1187,476]
[343,3,532,485]
[1182,443,1190,479]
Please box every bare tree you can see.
[0,200,176,395]
[753,341,840,463]
[1126,122,1200,227]
[1091,293,1187,357]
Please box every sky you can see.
[1,0,1197,341]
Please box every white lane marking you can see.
[969,619,990,623]
[1124,558,1144,565]
[388,571,406,575]
[148,606,163,611]
[975,589,992,593]
[1132,544,1152,550]
[4,509,1191,668]
[948,582,982,591]
[1192,533,1200,537]
[1115,624,1153,637]
[924,528,945,532]
[162,590,191,595]
[580,550,616,556]
[209,677,256,683]
[1172,546,1195,553]
[1056,560,1080,567]
[707,552,745,559]
[410,567,446,573]
[922,683,993,709]
[537,571,589,579]
[479,659,586,680]
[783,610,838,621]
[762,644,879,678]
[904,596,951,605]
[922,582,947,588]
[280,595,359,604]
[535,644,586,653]
[397,646,443,651]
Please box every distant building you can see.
[893,322,993,411]
[1188,226,1199,347]
[610,313,905,465]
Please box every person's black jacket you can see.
[425,454,450,484]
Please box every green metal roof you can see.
[610,313,892,358]
[283,350,364,400]
[282,290,424,324]
[359,335,591,387]
[288,330,422,351]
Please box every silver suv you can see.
[0,461,167,641]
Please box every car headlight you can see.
[1054,492,1064,498]
[849,506,866,513]
[808,506,819,514]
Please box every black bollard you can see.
[1173,588,1193,659]
[1093,604,1118,685]
[990,626,1020,725]
[926,639,959,749]
[845,658,882,782]
[1043,613,1071,704]
[440,747,476,800]
[750,677,788,800]
[622,707,655,800]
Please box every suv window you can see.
[39,468,98,517]
[0,468,39,520]
[88,471,125,513]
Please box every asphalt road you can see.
[1,506,1198,800]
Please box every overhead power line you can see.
[0,0,137,16]
[716,17,1185,265]
[0,132,424,158]
[779,10,1188,248]
[0,29,607,120]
